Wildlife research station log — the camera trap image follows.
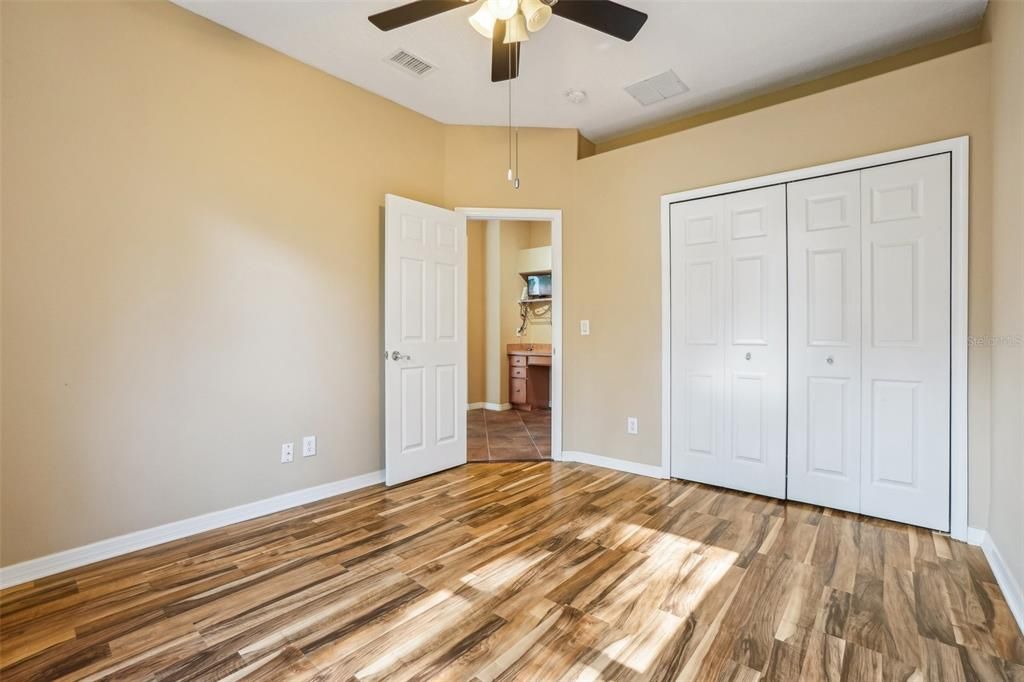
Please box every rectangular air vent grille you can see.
[625,70,689,106]
[387,49,436,77]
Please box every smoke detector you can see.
[565,89,587,104]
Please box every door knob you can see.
[745,352,751,361]
[826,356,835,365]
[391,351,411,361]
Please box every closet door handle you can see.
[826,356,835,365]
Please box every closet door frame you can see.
[660,136,969,541]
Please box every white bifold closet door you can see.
[860,156,951,530]
[788,155,951,530]
[670,186,787,498]
[787,170,863,513]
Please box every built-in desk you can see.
[507,344,551,411]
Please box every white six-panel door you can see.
[787,170,863,513]
[860,156,950,529]
[670,186,788,498]
[384,194,467,486]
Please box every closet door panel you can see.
[787,171,862,512]
[671,187,787,498]
[671,196,725,472]
[860,155,950,531]
[723,186,787,498]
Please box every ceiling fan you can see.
[368,0,648,82]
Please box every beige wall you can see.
[0,0,445,565]
[467,221,487,405]
[983,0,1024,595]
[1,0,1016,568]
[529,221,552,248]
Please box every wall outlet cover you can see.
[281,442,294,463]
[303,435,317,457]
[627,417,638,435]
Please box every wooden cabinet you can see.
[508,345,551,411]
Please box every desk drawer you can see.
[511,366,527,379]
[510,378,527,403]
[527,355,551,367]
[510,355,527,367]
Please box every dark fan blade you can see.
[552,0,647,41]
[368,0,466,31]
[491,22,520,82]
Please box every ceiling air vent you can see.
[387,49,436,77]
[624,70,689,106]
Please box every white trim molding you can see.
[563,451,668,480]
[467,402,511,411]
[456,207,564,462]
[660,136,970,541]
[0,470,384,590]
[968,527,1024,635]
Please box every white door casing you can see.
[671,185,788,498]
[787,171,863,513]
[859,155,951,530]
[384,194,467,486]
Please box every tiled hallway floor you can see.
[468,408,551,461]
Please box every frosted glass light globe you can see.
[487,0,519,21]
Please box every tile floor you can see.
[468,408,551,461]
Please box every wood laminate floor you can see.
[2,461,1022,681]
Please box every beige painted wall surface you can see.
[529,221,552,248]
[1,1,445,565]
[467,221,487,405]
[983,0,1024,595]
[567,46,994,524]
[444,126,579,212]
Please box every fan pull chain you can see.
[507,43,513,183]
[505,41,520,189]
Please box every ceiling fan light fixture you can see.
[520,0,551,31]
[487,0,520,21]
[503,12,530,43]
[469,0,497,38]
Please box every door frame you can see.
[659,136,970,541]
[456,207,564,461]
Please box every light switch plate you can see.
[303,435,317,457]
[281,442,294,463]
[580,320,590,336]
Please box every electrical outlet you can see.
[627,417,638,435]
[303,435,317,457]
[580,320,590,336]
[281,442,294,463]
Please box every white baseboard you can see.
[0,469,385,590]
[967,526,987,546]
[562,450,668,480]
[467,402,511,411]
[968,527,1024,635]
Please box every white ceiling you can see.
[174,0,987,142]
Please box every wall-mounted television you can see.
[526,273,552,299]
